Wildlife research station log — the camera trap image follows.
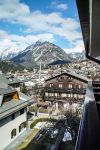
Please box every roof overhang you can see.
[76,0,100,63]
[45,72,91,84]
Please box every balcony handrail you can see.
[45,87,86,91]
[75,86,100,150]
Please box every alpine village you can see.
[0,1,100,150]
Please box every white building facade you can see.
[0,88,30,150]
[0,108,27,150]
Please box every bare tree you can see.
[64,109,81,148]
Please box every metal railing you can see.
[75,86,100,150]
[45,88,86,94]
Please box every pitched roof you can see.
[0,88,16,95]
[0,75,8,88]
[45,72,92,83]
[6,76,22,85]
[0,75,22,86]
[0,89,34,119]
[0,100,28,120]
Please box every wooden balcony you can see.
[45,88,86,94]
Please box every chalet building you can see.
[0,88,32,150]
[44,72,91,111]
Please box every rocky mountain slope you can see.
[0,61,25,73]
[12,41,71,68]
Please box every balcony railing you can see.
[75,86,100,150]
[45,88,86,94]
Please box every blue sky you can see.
[0,0,84,53]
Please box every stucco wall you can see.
[0,109,27,150]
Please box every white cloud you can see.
[0,29,54,50]
[0,0,81,43]
[63,40,85,53]
[56,4,68,11]
[0,0,83,54]
[0,30,8,38]
[0,29,84,54]
[51,1,68,11]
[24,13,81,41]
[0,0,30,22]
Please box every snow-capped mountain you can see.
[0,41,86,66]
[12,41,71,68]
[68,51,86,61]
[0,46,21,60]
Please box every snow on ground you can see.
[34,122,53,129]
[34,122,46,129]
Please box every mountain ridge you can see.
[0,41,86,68]
[12,41,71,68]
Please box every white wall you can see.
[0,110,27,150]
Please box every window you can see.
[78,84,81,89]
[19,122,26,132]
[68,77,72,80]
[3,95,12,103]
[79,94,84,99]
[68,94,70,98]
[74,94,77,98]
[60,76,64,79]
[59,84,63,88]
[45,92,48,96]
[20,108,24,115]
[11,113,15,120]
[51,93,54,96]
[11,129,16,139]
[76,84,79,88]
[55,93,57,97]
[62,93,66,98]
[70,93,73,98]
[68,84,72,89]
[49,93,51,97]
[49,83,54,87]
[49,93,54,97]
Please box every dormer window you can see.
[3,91,19,104]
